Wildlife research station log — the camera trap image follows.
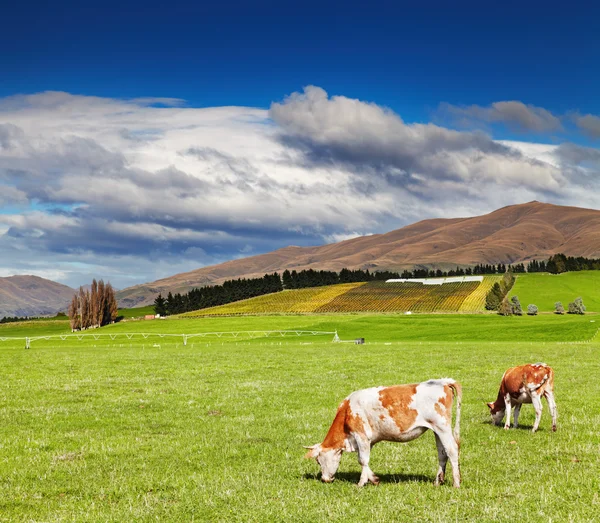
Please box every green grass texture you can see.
[509,271,600,312]
[1,313,599,521]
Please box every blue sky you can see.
[0,1,599,288]
[3,1,600,122]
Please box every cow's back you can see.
[502,363,553,396]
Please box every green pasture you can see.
[117,305,156,319]
[1,313,599,521]
[509,271,600,312]
[1,312,598,345]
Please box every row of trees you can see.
[497,296,586,316]
[485,271,516,311]
[153,273,283,316]
[67,280,118,331]
[544,254,600,274]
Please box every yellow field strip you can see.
[459,275,503,311]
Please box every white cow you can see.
[305,379,462,487]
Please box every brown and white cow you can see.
[304,379,462,487]
[487,363,557,432]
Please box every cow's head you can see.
[486,401,505,425]
[304,444,343,483]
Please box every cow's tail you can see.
[449,381,462,447]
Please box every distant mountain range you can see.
[0,275,74,318]
[116,201,600,308]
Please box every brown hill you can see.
[0,275,75,318]
[117,201,600,307]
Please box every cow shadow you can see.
[482,419,536,431]
[303,472,432,484]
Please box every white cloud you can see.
[0,88,598,289]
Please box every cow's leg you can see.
[513,403,522,428]
[531,393,543,432]
[355,437,379,487]
[503,393,512,430]
[434,433,448,486]
[434,429,460,488]
[544,390,557,432]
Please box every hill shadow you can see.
[303,471,432,484]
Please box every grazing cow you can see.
[487,363,557,432]
[304,379,462,487]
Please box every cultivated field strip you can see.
[182,282,366,316]
[459,275,503,311]
[316,281,479,313]
[183,277,503,316]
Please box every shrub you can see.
[498,299,513,316]
[510,295,523,316]
[527,304,538,316]
[554,301,565,315]
[485,282,502,310]
[568,297,586,315]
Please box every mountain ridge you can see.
[115,201,600,308]
[0,275,75,318]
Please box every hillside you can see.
[509,271,600,312]
[0,275,75,318]
[117,201,600,307]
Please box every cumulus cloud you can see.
[574,113,600,139]
[438,100,563,133]
[270,87,566,194]
[0,88,598,289]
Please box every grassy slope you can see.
[509,271,600,312]
[0,316,598,521]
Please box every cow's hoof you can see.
[371,476,380,486]
[552,425,557,432]
[503,426,510,430]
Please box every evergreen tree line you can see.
[1,315,40,324]
[282,264,517,289]
[282,268,403,289]
[527,254,600,273]
[67,280,118,331]
[485,271,517,311]
[542,253,600,274]
[153,273,283,316]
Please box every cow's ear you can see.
[486,402,494,410]
[303,444,320,459]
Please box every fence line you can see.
[0,330,339,349]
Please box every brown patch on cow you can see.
[379,414,385,420]
[346,406,365,434]
[321,399,350,450]
[434,385,454,422]
[378,385,418,432]
[434,402,446,419]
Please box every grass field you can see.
[117,305,156,319]
[509,271,600,312]
[1,313,599,521]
